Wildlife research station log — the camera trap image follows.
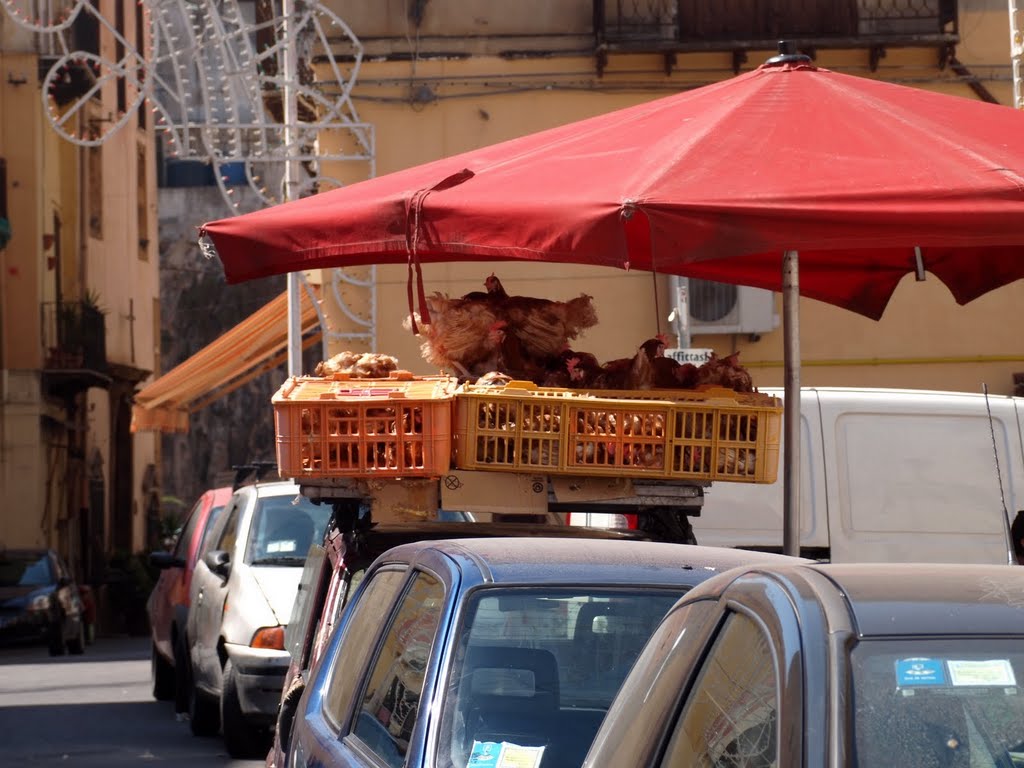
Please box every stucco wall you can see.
[314,8,1024,396]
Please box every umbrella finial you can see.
[764,40,812,67]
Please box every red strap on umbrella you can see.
[405,169,476,335]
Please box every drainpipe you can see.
[668,275,691,349]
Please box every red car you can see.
[147,485,233,710]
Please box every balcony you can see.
[41,300,111,397]
[593,0,959,74]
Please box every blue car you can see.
[284,537,801,768]
[0,548,86,655]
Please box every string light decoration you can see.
[4,0,380,348]
[4,0,376,212]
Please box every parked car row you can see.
[148,480,1024,768]
[147,477,331,757]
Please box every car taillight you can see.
[251,626,285,650]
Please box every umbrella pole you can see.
[782,250,801,557]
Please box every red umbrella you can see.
[202,56,1024,320]
[201,50,1024,556]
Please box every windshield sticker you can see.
[467,741,546,768]
[947,659,1017,687]
[896,658,947,686]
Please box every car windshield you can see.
[0,553,53,587]
[436,586,683,768]
[852,638,1024,767]
[246,495,332,565]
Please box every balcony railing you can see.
[41,300,108,375]
[594,0,958,60]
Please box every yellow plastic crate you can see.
[273,373,457,479]
[454,382,781,483]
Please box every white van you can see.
[692,387,1024,564]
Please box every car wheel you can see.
[276,672,306,759]
[151,643,174,699]
[173,633,190,714]
[222,659,271,758]
[48,621,66,657]
[188,676,221,737]
[67,621,86,656]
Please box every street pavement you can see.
[0,635,264,766]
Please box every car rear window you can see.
[245,495,332,565]
[852,638,1024,766]
[437,587,684,768]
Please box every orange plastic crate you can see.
[273,373,456,479]
[454,382,782,483]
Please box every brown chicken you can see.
[484,275,599,361]
[695,351,754,392]
[406,274,598,380]
[404,292,503,377]
[315,351,399,379]
[591,344,655,390]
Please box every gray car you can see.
[585,562,1024,768]
[185,479,331,757]
[285,537,804,768]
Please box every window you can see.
[851,638,1024,767]
[352,571,444,768]
[663,612,778,768]
[245,496,332,564]
[213,501,241,554]
[438,587,683,768]
[172,500,203,560]
[323,568,407,727]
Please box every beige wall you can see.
[320,16,1024,396]
[1,0,159,557]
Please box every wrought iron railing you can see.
[594,0,957,48]
[41,301,107,372]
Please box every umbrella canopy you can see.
[203,58,1024,321]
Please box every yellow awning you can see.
[132,288,321,434]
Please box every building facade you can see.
[0,0,160,605]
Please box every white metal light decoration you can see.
[3,0,380,349]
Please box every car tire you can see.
[152,642,174,699]
[188,661,221,737]
[67,622,86,656]
[222,659,270,758]
[173,632,190,714]
[48,621,66,657]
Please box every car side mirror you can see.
[203,550,231,579]
[150,551,186,570]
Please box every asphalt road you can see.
[0,635,265,766]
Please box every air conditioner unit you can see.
[686,278,779,335]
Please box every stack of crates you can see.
[453,382,782,483]
[273,372,457,479]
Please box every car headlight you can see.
[29,594,52,612]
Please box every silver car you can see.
[184,479,331,758]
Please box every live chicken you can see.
[406,274,598,381]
